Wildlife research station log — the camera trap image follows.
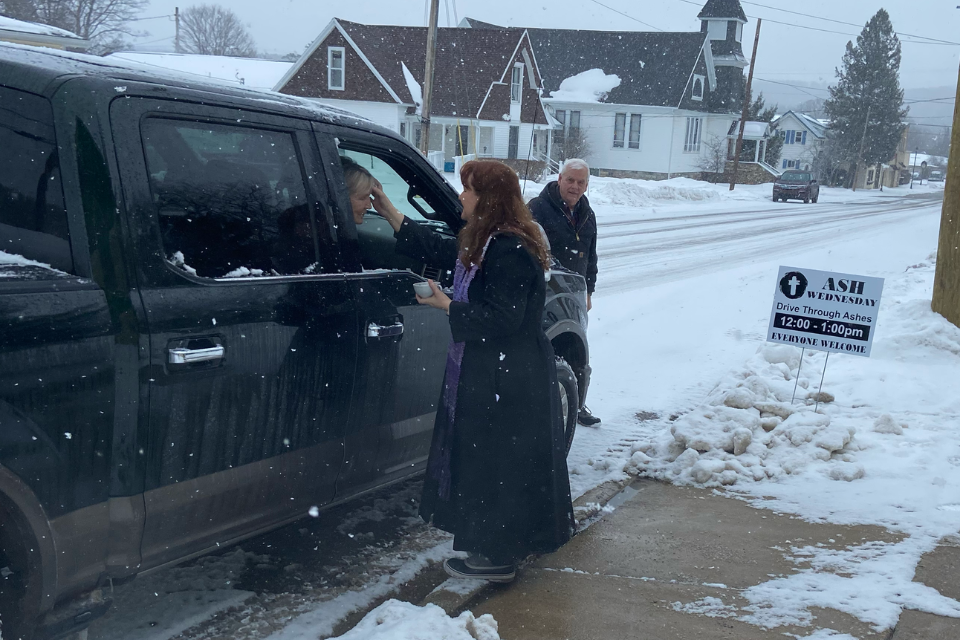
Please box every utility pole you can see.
[174,7,180,53]
[932,61,960,328]
[852,105,871,192]
[419,0,440,156]
[730,18,761,191]
[910,147,918,189]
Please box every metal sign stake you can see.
[815,352,830,414]
[791,347,806,404]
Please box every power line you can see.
[904,96,956,105]
[128,14,173,22]
[671,0,959,46]
[741,1,960,46]
[586,0,664,31]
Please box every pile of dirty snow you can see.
[625,255,960,489]
[332,600,499,640]
[624,344,864,487]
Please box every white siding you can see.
[775,114,823,171]
[308,98,406,132]
[548,101,734,176]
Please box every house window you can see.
[511,64,523,103]
[613,113,626,148]
[692,74,705,101]
[629,114,641,149]
[508,125,520,159]
[785,130,796,145]
[736,22,743,42]
[707,20,726,40]
[684,117,702,153]
[568,110,581,133]
[799,131,807,145]
[328,46,345,91]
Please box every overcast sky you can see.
[133,0,960,111]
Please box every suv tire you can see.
[0,504,41,640]
[555,357,579,455]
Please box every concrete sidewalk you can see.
[441,480,960,639]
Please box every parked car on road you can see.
[929,170,944,182]
[773,170,820,203]
[0,43,590,640]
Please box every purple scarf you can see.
[427,238,493,500]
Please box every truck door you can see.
[110,97,355,569]
[0,85,117,607]
[314,127,459,493]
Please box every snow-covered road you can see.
[596,192,942,292]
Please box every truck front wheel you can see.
[556,358,579,455]
[0,503,41,640]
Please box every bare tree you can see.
[179,4,256,57]
[552,127,591,164]
[0,0,148,53]
[698,134,729,182]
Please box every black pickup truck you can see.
[0,44,590,639]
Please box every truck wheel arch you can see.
[547,322,589,402]
[0,464,59,616]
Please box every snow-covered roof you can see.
[0,42,374,128]
[773,111,828,139]
[107,52,292,90]
[549,69,621,103]
[0,15,89,49]
[464,19,708,109]
[727,120,769,139]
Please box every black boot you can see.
[444,557,516,583]
[578,405,601,427]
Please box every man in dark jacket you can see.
[529,158,601,427]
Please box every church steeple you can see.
[698,0,747,65]
[698,0,747,22]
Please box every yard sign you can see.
[767,266,884,357]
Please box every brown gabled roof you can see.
[332,20,538,119]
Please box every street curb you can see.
[417,477,635,616]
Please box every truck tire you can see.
[556,357,579,455]
[0,503,41,640]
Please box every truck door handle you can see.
[168,345,225,364]
[366,322,404,339]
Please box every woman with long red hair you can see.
[372,159,575,582]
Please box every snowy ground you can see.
[89,174,949,639]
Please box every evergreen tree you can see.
[824,9,907,181]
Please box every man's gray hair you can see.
[560,158,590,179]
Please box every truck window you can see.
[141,119,323,279]
[0,86,73,275]
[339,149,437,222]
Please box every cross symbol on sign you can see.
[779,271,808,299]
[787,276,800,296]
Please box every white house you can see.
[273,19,553,169]
[771,111,828,171]
[464,0,762,180]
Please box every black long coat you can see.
[395,219,575,565]
[528,182,599,294]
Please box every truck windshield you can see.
[781,172,811,183]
